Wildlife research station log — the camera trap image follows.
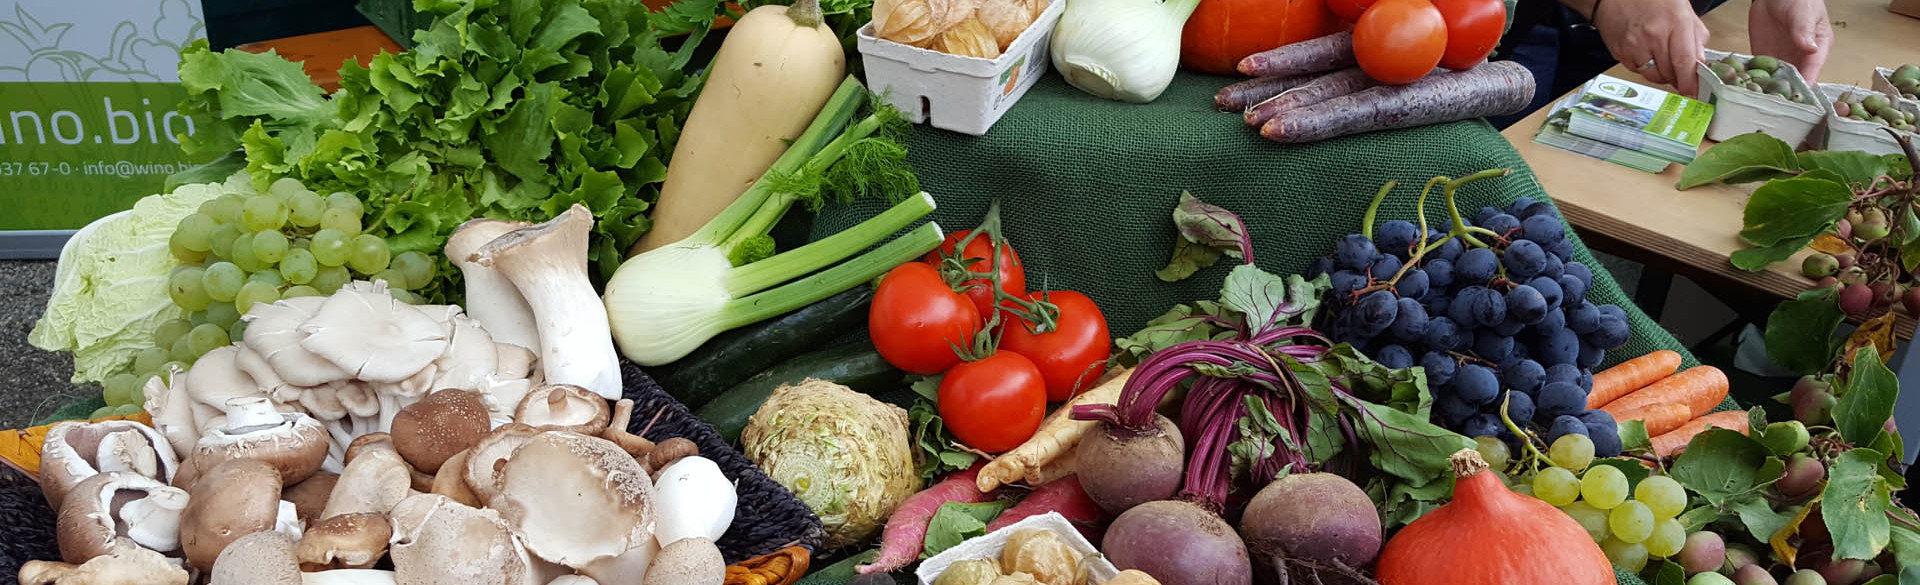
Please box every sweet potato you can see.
[1259,61,1536,144]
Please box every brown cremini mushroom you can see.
[515,385,611,435]
[191,396,331,486]
[181,458,285,569]
[388,493,543,585]
[389,389,491,474]
[343,433,392,465]
[38,420,178,508]
[210,530,301,585]
[55,471,190,563]
[491,431,657,570]
[296,513,391,571]
[284,471,340,527]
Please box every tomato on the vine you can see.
[871,263,980,375]
[938,351,1047,453]
[1431,0,1506,70]
[999,291,1112,402]
[1326,0,1375,22]
[1352,0,1447,85]
[924,229,1025,322]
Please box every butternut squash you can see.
[632,0,846,255]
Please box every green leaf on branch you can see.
[1889,154,1914,180]
[1678,133,1801,189]
[1836,347,1899,447]
[1158,192,1254,282]
[1822,449,1892,561]
[1731,240,1818,271]
[1889,520,1920,571]
[1765,295,1846,375]
[1670,429,1771,505]
[1739,176,1855,246]
[1620,420,1653,455]
[1796,151,1889,188]
[1643,560,1686,585]
[1730,495,1798,545]
[1901,206,1920,246]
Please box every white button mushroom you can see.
[55,471,190,563]
[38,420,179,508]
[490,432,657,570]
[651,456,737,547]
[470,205,623,399]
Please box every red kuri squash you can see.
[1376,449,1616,585]
[1180,0,1343,76]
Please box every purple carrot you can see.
[1245,68,1380,127]
[1237,32,1355,77]
[1217,75,1311,111]
[1261,61,1536,144]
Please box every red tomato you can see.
[871,263,981,375]
[1352,0,1447,85]
[923,229,1025,322]
[999,291,1112,402]
[1326,0,1374,22]
[1431,0,1506,70]
[938,352,1047,453]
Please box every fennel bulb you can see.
[605,78,943,366]
[1049,0,1201,103]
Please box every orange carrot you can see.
[1588,350,1684,409]
[1599,366,1729,420]
[1607,402,1692,436]
[1651,411,1751,458]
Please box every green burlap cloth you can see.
[809,72,1696,585]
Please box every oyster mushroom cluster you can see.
[142,279,540,473]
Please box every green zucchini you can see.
[697,341,905,443]
[652,285,875,408]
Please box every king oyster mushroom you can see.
[388,493,546,585]
[296,512,391,571]
[446,218,540,352]
[471,205,622,399]
[38,419,178,508]
[18,545,188,585]
[181,458,291,569]
[491,431,657,572]
[191,396,331,486]
[56,471,190,563]
[388,389,491,474]
[514,385,610,435]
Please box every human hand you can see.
[1749,0,1832,82]
[1593,0,1711,96]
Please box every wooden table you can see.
[1501,0,1920,312]
[236,26,403,93]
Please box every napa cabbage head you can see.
[30,178,226,383]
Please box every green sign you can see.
[0,0,206,233]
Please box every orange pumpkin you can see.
[1180,0,1344,76]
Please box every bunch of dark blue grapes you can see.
[1310,197,1630,457]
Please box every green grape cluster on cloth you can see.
[93,174,432,419]
[1478,434,1690,572]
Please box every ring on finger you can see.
[1637,58,1657,71]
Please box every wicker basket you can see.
[0,365,823,578]
[621,363,828,563]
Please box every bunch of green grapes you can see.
[1477,434,1690,572]
[91,177,436,419]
